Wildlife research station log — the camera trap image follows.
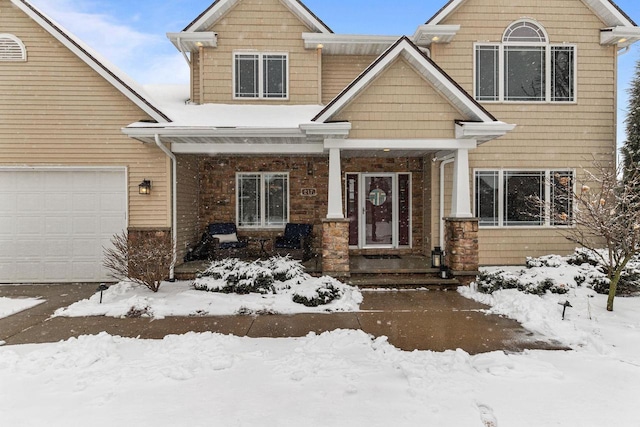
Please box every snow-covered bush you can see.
[477,270,569,295]
[477,249,640,296]
[194,258,275,294]
[291,277,344,307]
[193,257,360,308]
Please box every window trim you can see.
[473,169,575,228]
[236,172,290,229]
[232,51,289,100]
[0,33,27,62]
[473,21,577,104]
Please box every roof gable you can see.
[313,37,496,124]
[184,0,332,33]
[427,0,636,27]
[10,0,170,123]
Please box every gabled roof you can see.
[10,0,170,123]
[426,0,636,27]
[184,0,332,33]
[313,36,497,125]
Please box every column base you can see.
[321,219,350,278]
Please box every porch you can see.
[175,254,463,288]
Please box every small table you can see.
[250,237,270,258]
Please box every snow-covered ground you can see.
[1,268,640,425]
[0,297,44,319]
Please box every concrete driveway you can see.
[0,284,566,354]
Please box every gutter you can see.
[154,134,178,280]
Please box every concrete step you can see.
[347,274,459,289]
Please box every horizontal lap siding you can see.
[201,0,319,104]
[432,0,616,264]
[0,0,170,229]
[322,55,377,104]
[333,58,464,139]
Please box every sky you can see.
[27,0,640,147]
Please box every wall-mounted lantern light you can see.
[139,179,152,195]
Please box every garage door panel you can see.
[45,193,72,212]
[0,169,126,283]
[0,217,16,235]
[15,173,42,191]
[73,193,100,212]
[73,216,99,234]
[72,238,101,257]
[45,216,71,235]
[43,240,72,257]
[17,218,44,235]
[0,239,14,256]
[17,193,42,212]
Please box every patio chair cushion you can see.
[207,223,248,249]
[212,233,238,243]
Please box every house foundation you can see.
[322,219,350,278]
[444,218,479,286]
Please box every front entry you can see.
[346,173,411,249]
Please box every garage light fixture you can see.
[139,179,152,195]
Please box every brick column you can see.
[444,218,479,286]
[322,219,350,278]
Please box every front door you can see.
[364,174,394,247]
[346,173,411,249]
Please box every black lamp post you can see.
[96,284,109,304]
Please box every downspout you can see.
[439,157,455,249]
[154,134,177,281]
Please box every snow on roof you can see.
[137,85,324,129]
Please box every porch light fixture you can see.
[139,179,152,195]
[618,38,628,43]
[431,246,444,268]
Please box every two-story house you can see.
[1,0,639,284]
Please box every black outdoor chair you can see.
[273,223,314,261]
[184,222,248,261]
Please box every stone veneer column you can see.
[322,219,350,278]
[444,218,479,286]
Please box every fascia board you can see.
[427,0,636,28]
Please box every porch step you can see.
[347,274,460,289]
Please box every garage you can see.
[0,168,127,283]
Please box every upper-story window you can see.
[0,34,27,62]
[234,52,288,99]
[475,20,575,102]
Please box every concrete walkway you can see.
[0,284,566,354]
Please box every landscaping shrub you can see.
[103,231,173,293]
[292,278,343,307]
[478,248,640,296]
[194,257,356,308]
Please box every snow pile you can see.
[0,297,44,319]
[53,258,362,318]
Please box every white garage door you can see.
[0,168,127,283]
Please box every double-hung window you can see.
[234,53,288,99]
[237,173,289,228]
[475,20,575,102]
[475,170,573,227]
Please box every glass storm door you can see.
[364,174,394,247]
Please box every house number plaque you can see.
[301,188,317,197]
